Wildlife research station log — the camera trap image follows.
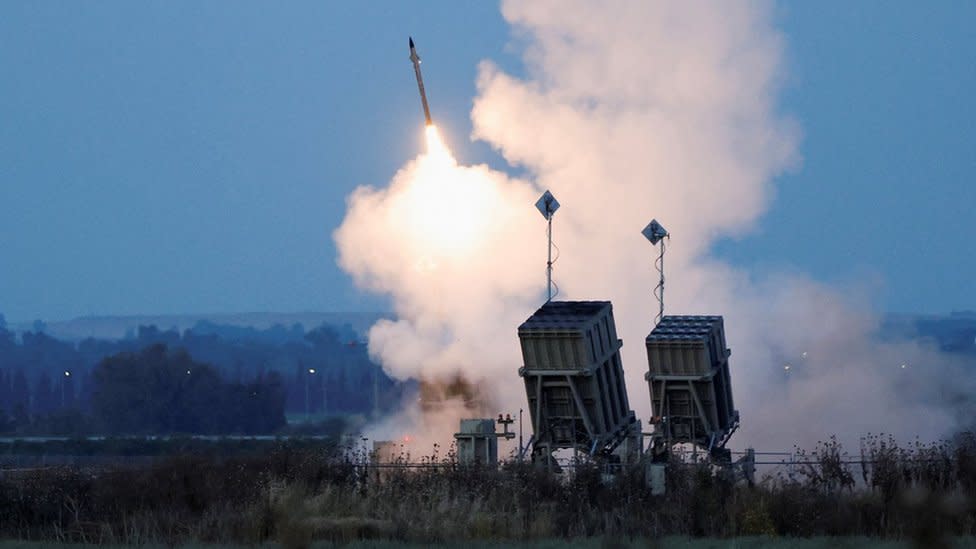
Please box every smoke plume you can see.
[336,1,969,452]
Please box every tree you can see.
[11,403,29,433]
[11,370,29,414]
[92,344,285,434]
[0,324,13,351]
[93,344,220,433]
[33,372,55,415]
[0,408,14,433]
[0,369,8,413]
[305,325,340,349]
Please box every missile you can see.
[408,37,433,126]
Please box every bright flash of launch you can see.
[395,125,501,264]
[334,121,540,363]
[423,125,450,160]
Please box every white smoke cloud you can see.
[336,1,970,452]
[334,127,542,449]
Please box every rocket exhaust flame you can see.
[424,125,449,159]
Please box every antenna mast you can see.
[655,239,666,325]
[535,190,561,302]
[642,219,670,325]
[547,213,553,301]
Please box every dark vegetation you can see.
[4,435,976,545]
[0,436,336,458]
[92,344,285,434]
[0,310,971,437]
[0,317,409,436]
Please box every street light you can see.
[306,368,316,421]
[61,370,71,408]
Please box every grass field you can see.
[3,537,976,548]
[0,537,976,549]
[5,435,976,545]
[328,538,976,549]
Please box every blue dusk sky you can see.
[0,1,973,323]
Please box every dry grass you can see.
[4,435,976,545]
[5,537,976,548]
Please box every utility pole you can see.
[519,408,524,462]
[372,368,379,418]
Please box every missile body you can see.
[408,37,433,126]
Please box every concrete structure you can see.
[645,315,739,460]
[372,440,403,464]
[454,419,499,465]
[518,301,640,464]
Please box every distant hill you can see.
[881,312,976,355]
[10,312,392,341]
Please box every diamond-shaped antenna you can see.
[642,219,668,245]
[535,190,560,219]
[535,190,560,302]
[643,218,670,326]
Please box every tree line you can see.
[0,317,408,435]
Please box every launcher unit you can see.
[518,301,641,464]
[645,315,739,461]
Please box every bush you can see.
[4,434,976,543]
